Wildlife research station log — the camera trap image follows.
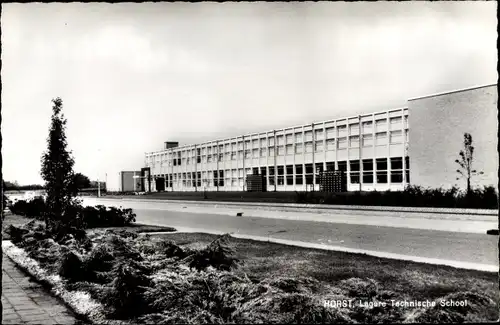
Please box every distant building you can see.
[143,84,497,192]
[119,171,142,192]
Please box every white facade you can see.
[144,108,410,192]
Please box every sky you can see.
[1,1,497,190]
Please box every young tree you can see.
[455,132,483,195]
[40,98,78,230]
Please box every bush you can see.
[305,185,498,209]
[184,234,240,271]
[404,291,497,323]
[103,260,153,319]
[5,224,30,244]
[9,197,47,219]
[79,205,136,228]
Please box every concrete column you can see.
[402,108,407,189]
[358,115,362,192]
[386,113,391,189]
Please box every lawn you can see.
[156,232,499,304]
[4,215,498,324]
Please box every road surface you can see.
[81,198,498,270]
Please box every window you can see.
[362,121,373,134]
[406,170,410,183]
[252,149,259,158]
[295,144,303,154]
[286,174,293,185]
[245,150,251,159]
[305,164,314,174]
[268,137,275,146]
[252,139,258,148]
[268,176,275,186]
[295,133,303,143]
[326,162,335,172]
[238,142,244,151]
[375,132,387,146]
[362,134,373,147]
[315,141,324,152]
[405,156,410,169]
[350,172,360,184]
[350,160,360,172]
[390,116,403,130]
[326,139,335,151]
[337,161,347,172]
[304,131,313,141]
[277,176,284,186]
[337,137,347,149]
[277,146,285,156]
[268,167,275,176]
[363,159,373,171]
[286,134,293,144]
[245,141,251,150]
[286,165,294,175]
[231,152,236,160]
[349,136,360,148]
[260,148,267,157]
[375,119,387,132]
[295,175,303,185]
[277,166,284,175]
[315,129,324,140]
[390,130,402,144]
[305,142,313,153]
[277,136,284,146]
[286,144,294,155]
[207,155,213,163]
[337,125,347,137]
[268,146,275,156]
[405,130,409,143]
[260,138,266,147]
[391,171,403,183]
[363,172,373,184]
[315,163,324,174]
[376,171,388,183]
[391,157,403,170]
[349,123,359,135]
[376,158,388,171]
[325,127,335,139]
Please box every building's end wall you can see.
[119,171,141,192]
[408,85,498,190]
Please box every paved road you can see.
[82,198,498,268]
[134,208,498,265]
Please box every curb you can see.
[133,225,499,272]
[93,196,498,216]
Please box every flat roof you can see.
[407,83,497,101]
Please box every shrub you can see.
[184,234,240,271]
[58,249,87,283]
[404,291,497,323]
[103,260,152,319]
[5,224,30,244]
[338,277,379,299]
[8,197,47,219]
[79,205,137,228]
